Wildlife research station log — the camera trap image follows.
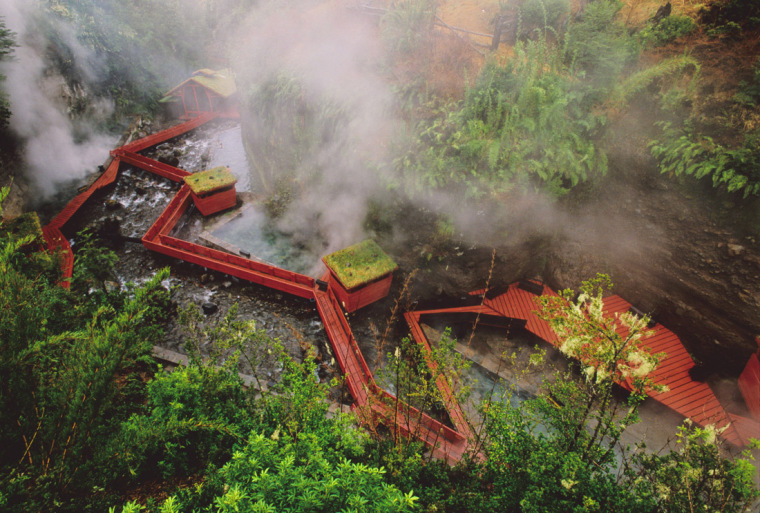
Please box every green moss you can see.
[184,166,237,196]
[323,240,397,290]
[190,69,237,98]
[164,69,237,100]
[0,212,43,245]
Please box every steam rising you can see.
[231,1,398,257]
[2,0,115,198]
[0,0,654,273]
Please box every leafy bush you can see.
[400,38,608,198]
[638,15,697,47]
[564,0,639,89]
[243,74,348,194]
[733,57,760,107]
[649,122,760,198]
[206,433,417,513]
[632,424,760,513]
[517,0,571,39]
[381,0,437,55]
[113,365,252,482]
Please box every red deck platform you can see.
[405,281,751,447]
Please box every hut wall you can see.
[739,353,760,420]
[191,187,237,216]
[180,84,219,119]
[328,272,393,312]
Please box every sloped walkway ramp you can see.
[405,280,749,447]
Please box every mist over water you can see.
[2,0,115,199]
[0,0,649,266]
[230,1,400,257]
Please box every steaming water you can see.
[203,124,252,192]
[174,122,252,192]
[210,205,313,274]
[165,121,316,274]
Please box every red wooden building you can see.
[161,69,237,119]
[184,166,238,216]
[322,240,397,312]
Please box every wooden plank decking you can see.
[112,150,190,182]
[407,281,748,447]
[601,295,744,446]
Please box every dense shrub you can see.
[638,15,697,47]
[517,0,571,39]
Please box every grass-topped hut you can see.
[184,166,237,216]
[322,239,398,312]
[160,69,237,119]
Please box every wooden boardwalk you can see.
[406,281,749,447]
[601,295,744,446]
[39,111,476,463]
[37,106,754,454]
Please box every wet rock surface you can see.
[58,122,336,387]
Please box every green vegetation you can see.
[0,212,43,246]
[638,15,697,47]
[701,0,760,34]
[380,0,437,56]
[184,166,237,196]
[322,239,398,289]
[0,17,16,129]
[242,74,348,194]
[383,0,757,209]
[40,0,256,122]
[0,204,756,512]
[650,122,760,197]
[517,0,571,40]
[3,0,760,509]
[394,0,657,198]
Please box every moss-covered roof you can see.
[164,69,237,99]
[184,167,237,195]
[0,212,43,245]
[322,240,397,290]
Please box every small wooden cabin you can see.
[184,166,237,216]
[322,240,398,313]
[161,69,237,119]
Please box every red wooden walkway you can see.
[39,111,476,462]
[602,295,744,446]
[405,281,750,447]
[39,105,755,455]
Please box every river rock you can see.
[105,199,122,211]
[727,243,745,256]
[202,302,218,315]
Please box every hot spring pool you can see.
[206,205,314,275]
